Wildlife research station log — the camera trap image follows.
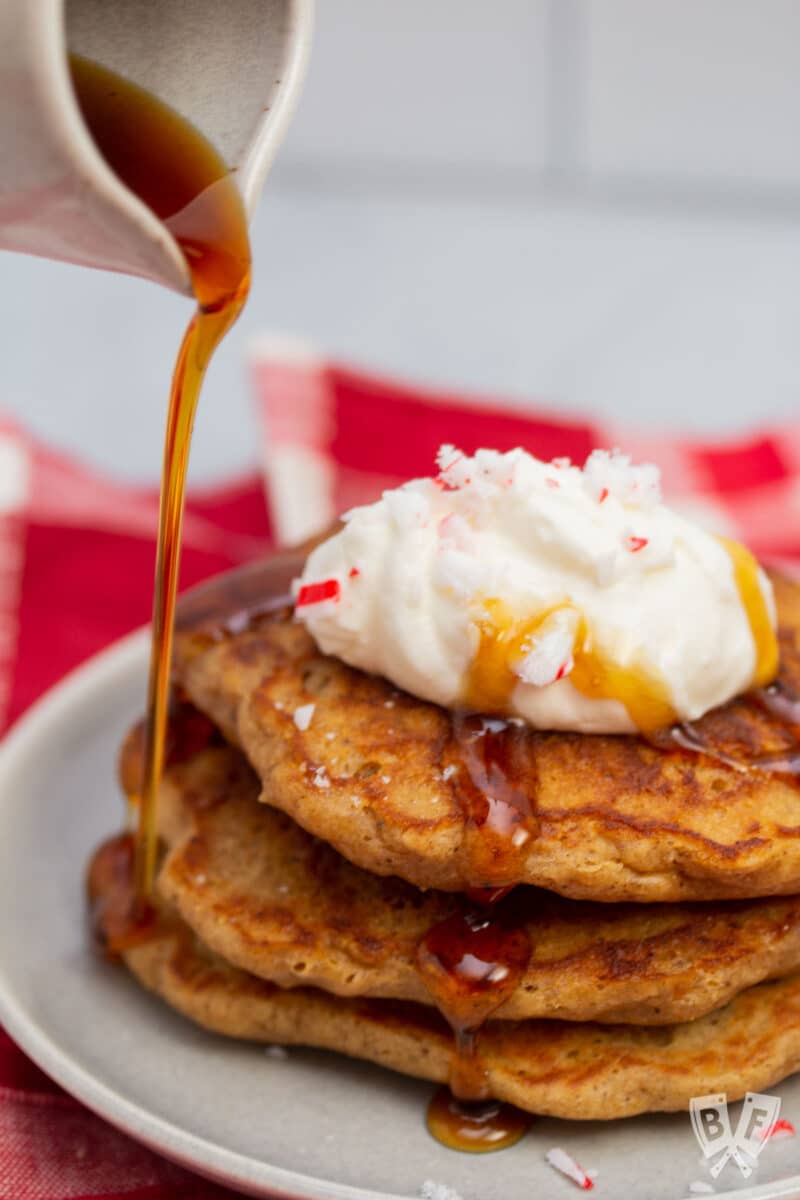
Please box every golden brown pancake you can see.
[115,906,800,1121]
[127,740,800,1025]
[171,570,800,901]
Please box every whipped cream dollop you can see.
[293,446,777,734]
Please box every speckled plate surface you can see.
[2,624,800,1200]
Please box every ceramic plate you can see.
[2,624,800,1200]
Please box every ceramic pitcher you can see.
[0,0,312,294]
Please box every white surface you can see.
[3,174,800,485]
[2,618,800,1200]
[584,0,800,190]
[282,0,550,175]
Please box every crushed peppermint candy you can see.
[545,1147,594,1190]
[514,609,578,688]
[310,765,330,789]
[583,448,662,508]
[296,578,340,608]
[428,444,661,510]
[625,534,649,553]
[293,703,315,731]
[419,1182,464,1200]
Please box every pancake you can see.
[108,903,800,1121]
[172,569,800,901]
[126,740,800,1025]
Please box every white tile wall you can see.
[583,0,800,191]
[280,0,551,175]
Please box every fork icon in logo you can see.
[690,1092,782,1178]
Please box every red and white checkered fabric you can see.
[3,344,800,1198]
[251,339,800,568]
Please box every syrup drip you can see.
[448,716,537,887]
[463,538,779,735]
[665,679,800,777]
[87,832,160,957]
[69,56,251,900]
[417,899,532,1152]
[754,679,800,728]
[720,538,779,689]
[426,1087,530,1153]
[465,598,675,733]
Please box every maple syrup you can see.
[417,897,533,1151]
[426,1087,531,1153]
[720,538,779,689]
[755,679,800,728]
[446,715,537,887]
[656,673,800,776]
[69,55,251,900]
[465,597,676,733]
[87,832,160,957]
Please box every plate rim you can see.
[3,629,800,1200]
[0,629,413,1200]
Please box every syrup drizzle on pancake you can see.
[670,679,800,777]
[93,702,220,954]
[447,716,538,886]
[721,538,780,689]
[88,833,161,957]
[417,897,533,1151]
[466,598,676,732]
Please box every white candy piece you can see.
[514,608,579,688]
[419,1181,464,1200]
[545,1146,594,1190]
[293,703,315,731]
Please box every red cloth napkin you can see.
[3,353,800,1198]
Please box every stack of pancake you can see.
[89,557,800,1124]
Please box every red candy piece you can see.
[627,535,648,553]
[349,567,361,579]
[598,487,609,503]
[296,579,340,607]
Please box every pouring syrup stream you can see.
[69,56,251,901]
